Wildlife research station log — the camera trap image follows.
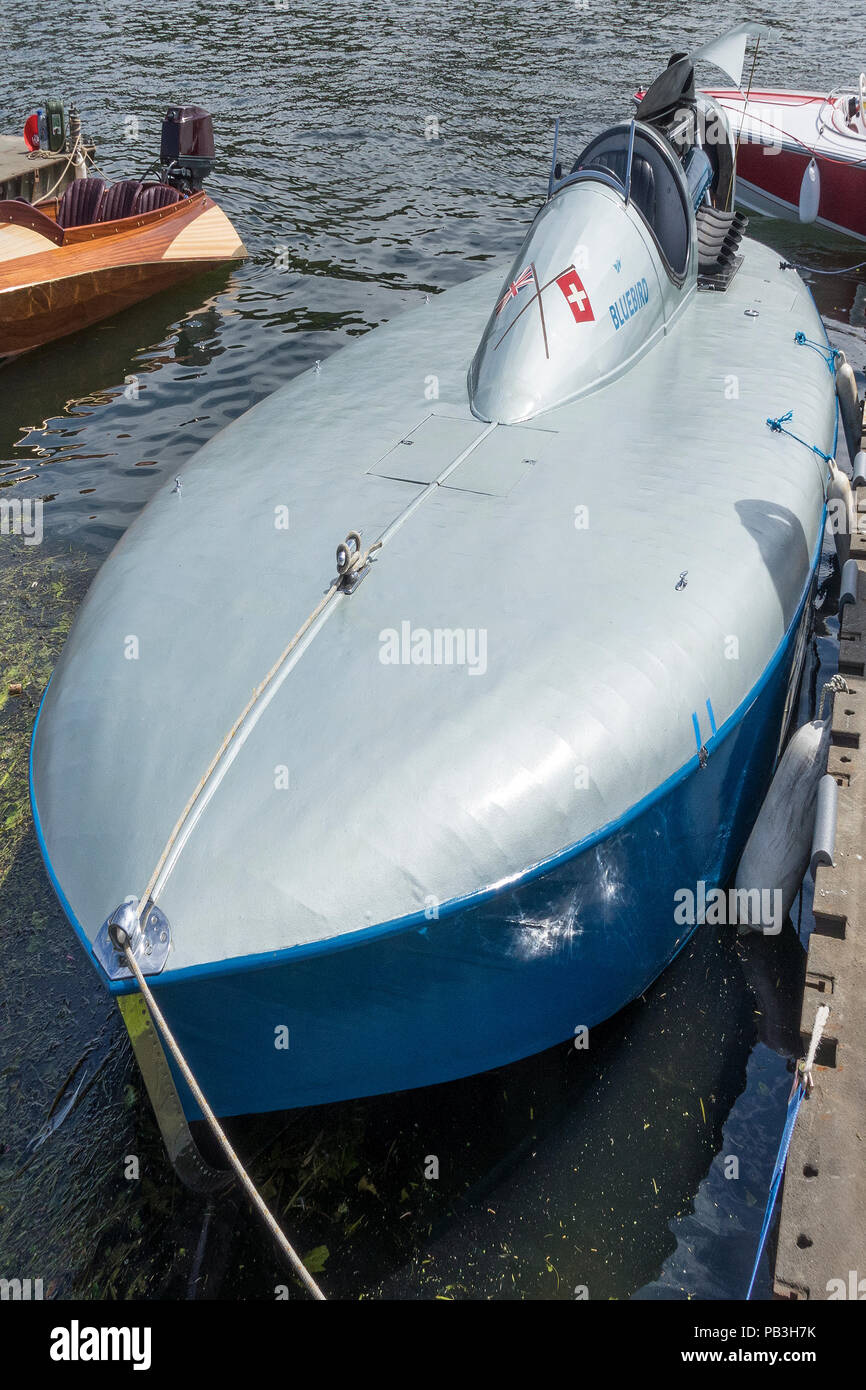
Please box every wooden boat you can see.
[0,105,246,361]
[0,182,246,361]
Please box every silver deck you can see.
[31,238,835,972]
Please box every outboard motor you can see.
[159,105,215,192]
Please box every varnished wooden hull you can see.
[0,191,246,359]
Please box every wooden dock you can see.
[0,135,93,204]
[773,421,866,1300]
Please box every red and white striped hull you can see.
[705,88,866,242]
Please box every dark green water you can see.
[1,1,864,1299]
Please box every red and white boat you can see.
[705,83,866,242]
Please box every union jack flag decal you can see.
[495,265,534,316]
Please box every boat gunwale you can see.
[705,89,866,169]
[0,198,65,245]
[59,188,208,245]
[703,88,831,106]
[0,189,213,286]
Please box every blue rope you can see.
[746,1082,806,1299]
[766,410,835,465]
[794,331,841,374]
[781,257,866,276]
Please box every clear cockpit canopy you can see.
[468,117,702,424]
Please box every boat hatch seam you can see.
[143,420,498,909]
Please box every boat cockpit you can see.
[546,53,743,291]
[54,177,185,228]
[0,102,216,238]
[0,177,191,251]
[819,76,866,137]
[468,51,748,425]
[567,123,693,281]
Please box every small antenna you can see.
[727,33,762,210]
[623,118,637,205]
[547,116,561,200]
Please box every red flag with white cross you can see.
[556,267,594,323]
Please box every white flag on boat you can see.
[692,22,770,89]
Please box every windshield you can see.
[552,122,691,280]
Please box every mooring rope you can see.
[109,923,326,1300]
[818,674,850,721]
[115,530,387,1299]
[766,411,835,466]
[135,420,494,916]
[136,530,380,922]
[31,134,87,205]
[781,257,866,277]
[794,331,841,375]
[745,1004,830,1299]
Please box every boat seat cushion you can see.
[56,176,107,228]
[134,183,183,214]
[629,156,656,224]
[98,180,144,222]
[584,151,656,223]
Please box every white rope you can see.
[137,421,495,915]
[818,674,850,721]
[116,533,391,1299]
[113,927,326,1300]
[31,135,87,205]
[800,1006,828,1089]
[137,530,380,921]
[797,1003,831,1093]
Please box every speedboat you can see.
[705,82,866,242]
[30,50,839,1172]
[0,105,246,361]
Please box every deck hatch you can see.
[367,414,487,485]
[443,425,557,496]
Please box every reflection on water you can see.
[1,0,864,1299]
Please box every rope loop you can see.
[794,331,841,374]
[336,531,361,575]
[766,409,834,465]
[818,674,850,722]
[746,1004,831,1299]
[336,530,382,583]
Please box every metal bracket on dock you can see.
[809,773,839,877]
[93,896,171,981]
[840,557,860,611]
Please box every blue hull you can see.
[101,565,816,1121]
